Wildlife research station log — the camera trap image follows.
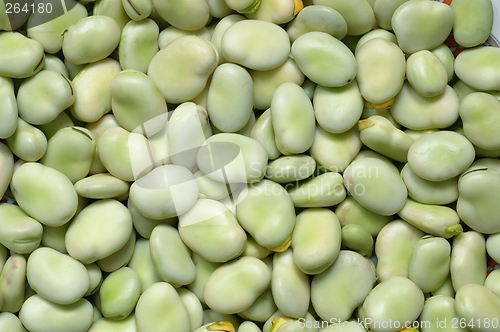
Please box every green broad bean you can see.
[239,285,277,322]
[419,295,468,332]
[313,80,364,134]
[27,247,89,305]
[206,0,233,18]
[127,238,162,293]
[408,236,451,293]
[287,171,346,208]
[119,19,159,72]
[159,26,211,49]
[65,199,133,264]
[75,173,130,200]
[195,169,233,200]
[88,313,137,332]
[361,276,424,332]
[26,2,88,54]
[145,120,171,168]
[430,44,455,83]
[152,0,210,31]
[98,126,154,181]
[40,127,95,183]
[450,0,493,47]
[390,82,460,130]
[352,149,398,172]
[272,248,310,318]
[265,155,316,184]
[354,29,397,55]
[400,163,458,205]
[127,199,176,239]
[17,70,75,125]
[340,224,373,257]
[41,223,69,255]
[64,58,85,80]
[309,125,361,173]
[239,321,263,332]
[203,309,242,329]
[391,0,453,54]
[398,198,462,238]
[188,254,221,305]
[178,288,204,331]
[222,20,290,71]
[292,208,341,274]
[179,198,247,262]
[344,158,407,216]
[246,0,301,24]
[197,133,268,184]
[459,92,500,151]
[407,130,475,181]
[406,50,448,98]
[96,230,136,272]
[457,166,500,234]
[135,282,191,332]
[236,180,295,251]
[485,269,500,299]
[358,115,413,162]
[204,256,271,314]
[291,31,356,87]
[0,143,13,199]
[286,5,347,43]
[0,76,18,139]
[486,233,500,264]
[242,235,272,259]
[194,322,236,332]
[360,107,400,129]
[6,117,47,162]
[19,295,93,332]
[355,38,405,105]
[93,0,131,31]
[148,36,218,103]
[0,32,45,78]
[122,0,152,21]
[10,162,78,226]
[210,14,246,64]
[450,231,487,292]
[373,0,408,31]
[0,312,28,332]
[251,109,281,160]
[456,127,500,158]
[111,69,167,134]
[312,250,375,322]
[335,196,392,237]
[149,224,196,287]
[313,0,375,36]
[129,164,199,219]
[455,284,500,332]
[62,15,121,65]
[85,114,120,175]
[375,219,424,281]
[0,254,26,313]
[207,63,254,133]
[250,58,304,111]
[99,267,141,319]
[224,0,260,14]
[455,46,500,91]
[70,58,121,123]
[84,263,102,297]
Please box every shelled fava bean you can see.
[0,0,500,331]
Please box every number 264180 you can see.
[5,2,53,14]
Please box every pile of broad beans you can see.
[1,0,500,331]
